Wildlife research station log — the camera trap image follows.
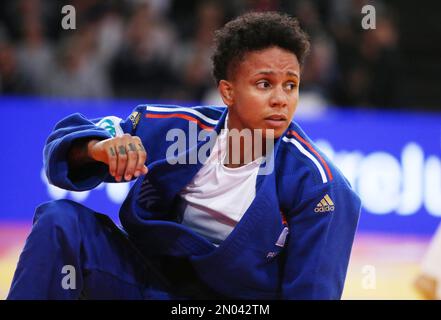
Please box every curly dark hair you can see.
[211,11,310,85]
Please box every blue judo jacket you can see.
[44,104,361,299]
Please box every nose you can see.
[269,85,288,109]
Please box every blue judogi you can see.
[8,105,361,299]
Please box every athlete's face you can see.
[219,46,300,138]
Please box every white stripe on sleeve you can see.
[146,106,219,125]
[282,136,328,183]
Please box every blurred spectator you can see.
[290,1,337,116]
[327,0,400,108]
[0,0,438,111]
[16,16,54,94]
[172,1,225,103]
[43,26,112,98]
[95,8,125,68]
[0,31,31,94]
[110,2,178,100]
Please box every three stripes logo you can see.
[314,194,335,213]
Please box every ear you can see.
[218,80,234,107]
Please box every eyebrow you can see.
[255,70,299,78]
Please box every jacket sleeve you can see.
[281,180,361,299]
[43,106,145,191]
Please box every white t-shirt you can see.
[179,116,263,245]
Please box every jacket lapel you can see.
[139,108,229,203]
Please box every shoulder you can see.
[278,121,337,185]
[277,121,358,209]
[135,104,225,130]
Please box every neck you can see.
[223,111,272,168]
[223,130,268,168]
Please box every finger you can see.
[107,145,117,177]
[139,143,148,174]
[124,142,138,181]
[115,144,128,182]
[134,142,147,177]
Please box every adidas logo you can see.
[314,194,335,213]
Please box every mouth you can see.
[264,114,288,128]
[265,114,287,121]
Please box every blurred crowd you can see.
[0,0,402,110]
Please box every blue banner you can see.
[1,96,440,235]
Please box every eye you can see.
[256,80,271,89]
[285,82,298,91]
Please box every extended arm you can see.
[67,135,147,183]
[44,107,147,191]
